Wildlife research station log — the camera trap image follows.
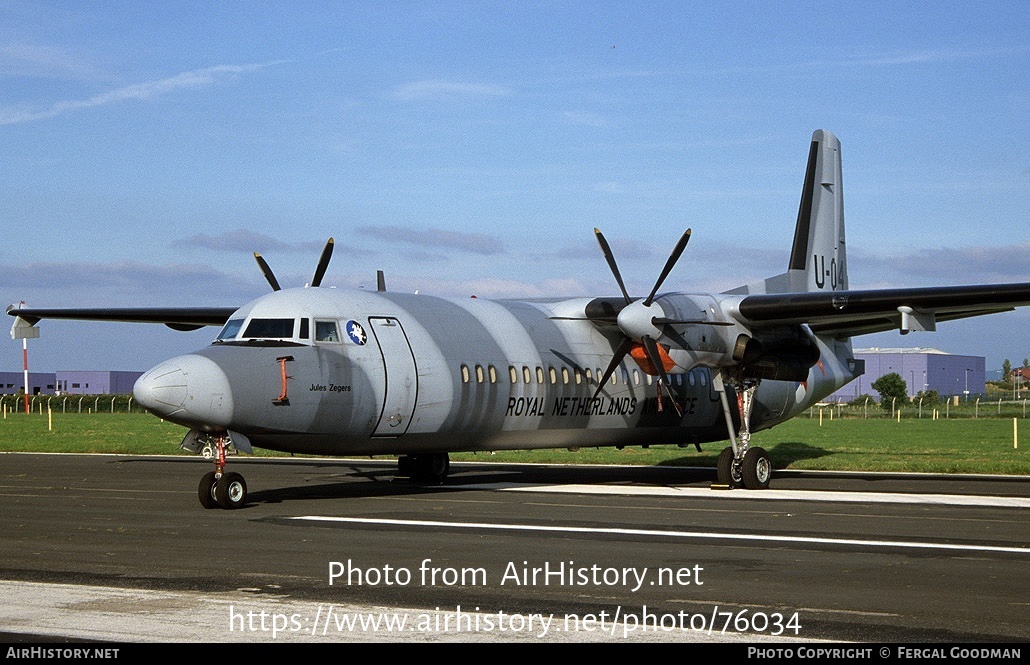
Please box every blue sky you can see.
[2,1,1028,377]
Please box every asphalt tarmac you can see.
[0,452,1027,644]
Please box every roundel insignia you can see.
[346,321,367,345]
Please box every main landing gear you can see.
[197,433,248,509]
[397,452,451,485]
[714,374,772,490]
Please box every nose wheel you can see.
[197,434,249,509]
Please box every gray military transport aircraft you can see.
[10,130,1030,509]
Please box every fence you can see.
[814,397,1029,420]
[0,394,138,415]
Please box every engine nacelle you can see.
[733,327,820,382]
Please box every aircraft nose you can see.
[133,354,233,427]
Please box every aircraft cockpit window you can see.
[216,319,245,341]
[315,320,340,342]
[242,318,295,339]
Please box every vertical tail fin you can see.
[788,129,847,292]
[729,130,848,295]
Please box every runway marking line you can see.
[444,482,1030,508]
[288,515,1029,555]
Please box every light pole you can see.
[964,368,971,402]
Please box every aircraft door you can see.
[369,317,418,437]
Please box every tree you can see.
[915,389,940,406]
[871,372,908,411]
[1003,359,1012,380]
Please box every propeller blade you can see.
[643,229,690,307]
[594,228,632,304]
[641,336,683,417]
[652,317,734,326]
[253,253,282,292]
[592,337,635,400]
[311,238,335,287]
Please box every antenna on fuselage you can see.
[376,270,386,292]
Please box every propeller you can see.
[253,252,282,291]
[311,237,334,287]
[253,237,335,292]
[591,228,692,416]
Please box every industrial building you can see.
[0,371,142,395]
[827,348,985,403]
[0,372,55,395]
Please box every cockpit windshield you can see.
[214,317,320,344]
[243,318,295,339]
[216,319,245,341]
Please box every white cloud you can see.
[0,61,284,125]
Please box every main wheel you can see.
[215,471,248,509]
[198,471,219,509]
[716,446,742,487]
[413,453,450,485]
[741,447,772,490]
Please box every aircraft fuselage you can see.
[134,287,852,457]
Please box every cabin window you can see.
[314,320,340,342]
[475,365,485,383]
[561,368,570,384]
[633,370,641,386]
[461,365,470,383]
[509,366,518,384]
[574,369,582,385]
[585,368,593,383]
[688,371,696,386]
[548,367,557,384]
[522,366,532,384]
[488,365,498,383]
[216,319,245,341]
[536,367,544,384]
[699,371,707,387]
[243,318,294,339]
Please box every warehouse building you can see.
[827,348,985,403]
[0,372,55,395]
[0,371,142,395]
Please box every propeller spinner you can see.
[592,228,691,416]
[254,237,335,291]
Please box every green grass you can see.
[0,410,1026,475]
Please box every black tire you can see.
[198,471,219,509]
[716,446,741,487]
[413,453,450,485]
[215,471,248,509]
[741,447,772,490]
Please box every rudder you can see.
[788,129,847,292]
[727,130,848,296]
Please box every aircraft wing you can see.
[6,305,237,332]
[732,283,1030,337]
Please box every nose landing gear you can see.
[197,433,248,509]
